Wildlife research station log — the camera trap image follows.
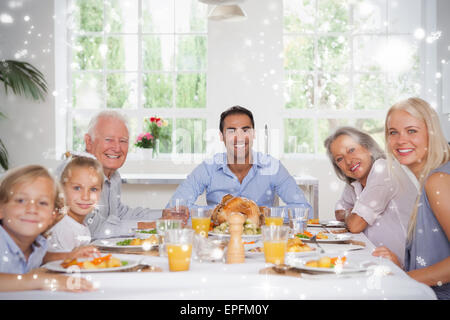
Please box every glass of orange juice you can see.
[261,225,290,265]
[191,207,212,238]
[263,207,287,226]
[165,229,195,272]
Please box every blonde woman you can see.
[324,127,417,265]
[373,97,450,300]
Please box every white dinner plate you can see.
[298,233,352,243]
[91,237,159,250]
[308,220,346,228]
[285,256,368,274]
[245,243,317,258]
[132,228,158,239]
[42,255,140,273]
[208,232,262,242]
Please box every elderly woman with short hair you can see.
[324,126,417,265]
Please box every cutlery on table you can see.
[310,234,325,254]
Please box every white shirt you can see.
[335,158,418,264]
[46,215,92,252]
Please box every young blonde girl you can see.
[0,165,94,292]
[45,156,104,258]
[373,97,450,300]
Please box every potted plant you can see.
[134,132,155,159]
[0,60,48,170]
[145,116,170,158]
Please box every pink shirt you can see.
[335,159,418,263]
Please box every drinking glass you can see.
[191,207,212,238]
[165,229,195,272]
[288,207,310,236]
[263,207,287,226]
[156,219,182,257]
[166,198,189,226]
[261,225,290,265]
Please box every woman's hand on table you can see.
[372,246,402,268]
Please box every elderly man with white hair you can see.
[57,110,168,239]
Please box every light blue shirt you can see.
[166,152,312,218]
[0,226,48,274]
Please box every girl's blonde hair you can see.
[385,97,450,239]
[0,165,64,214]
[60,156,104,188]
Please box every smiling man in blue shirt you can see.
[165,106,312,218]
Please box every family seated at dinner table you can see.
[0,97,448,299]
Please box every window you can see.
[60,0,207,157]
[283,0,427,155]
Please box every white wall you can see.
[0,0,448,221]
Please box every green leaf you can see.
[0,60,48,101]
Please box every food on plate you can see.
[308,218,320,225]
[295,231,328,240]
[136,229,157,234]
[248,246,263,253]
[212,219,261,235]
[60,254,127,269]
[286,237,313,252]
[116,235,158,246]
[304,256,347,268]
[212,194,265,227]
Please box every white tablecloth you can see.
[0,231,436,300]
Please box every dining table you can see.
[0,222,437,301]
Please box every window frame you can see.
[54,0,209,161]
[281,0,438,158]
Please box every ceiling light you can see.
[208,4,247,21]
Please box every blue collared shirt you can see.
[166,152,312,218]
[0,226,48,274]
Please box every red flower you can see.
[150,117,156,122]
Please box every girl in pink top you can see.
[324,127,417,264]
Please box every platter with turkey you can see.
[208,194,264,241]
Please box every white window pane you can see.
[143,73,173,108]
[142,0,174,33]
[353,0,387,33]
[176,35,207,71]
[388,0,421,33]
[283,0,316,33]
[107,36,138,71]
[72,116,90,151]
[72,0,103,32]
[175,0,207,33]
[142,35,175,71]
[176,118,206,154]
[72,36,104,71]
[354,73,387,110]
[106,0,138,33]
[354,35,387,72]
[72,73,103,109]
[284,119,315,153]
[354,35,419,74]
[317,0,351,33]
[106,73,137,109]
[284,73,314,109]
[387,70,422,106]
[284,36,315,71]
[317,73,350,110]
[318,36,350,72]
[381,35,420,74]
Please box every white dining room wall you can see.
[0,0,448,219]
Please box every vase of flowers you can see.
[145,116,170,158]
[135,132,154,159]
